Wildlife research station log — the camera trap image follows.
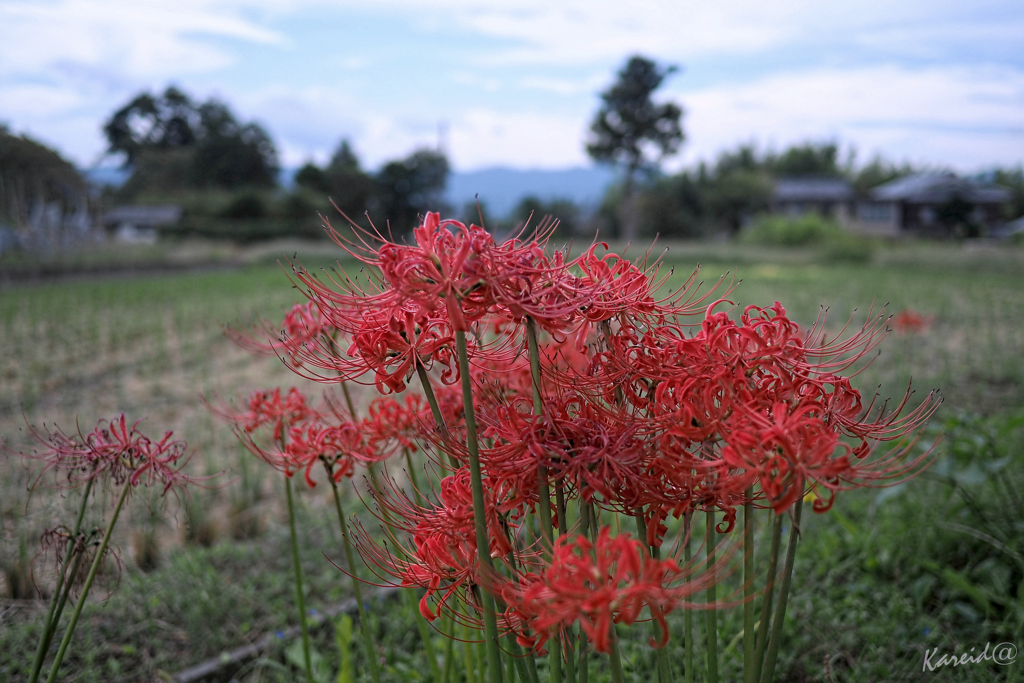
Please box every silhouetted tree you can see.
[373,149,449,234]
[993,167,1024,219]
[103,87,198,165]
[104,87,278,192]
[587,55,683,241]
[325,140,372,219]
[295,162,329,194]
[510,196,579,239]
[0,126,87,228]
[770,142,843,177]
[638,172,706,238]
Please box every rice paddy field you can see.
[1,238,1022,682]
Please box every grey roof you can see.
[102,205,182,226]
[774,178,854,202]
[871,173,1011,204]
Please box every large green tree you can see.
[372,149,449,234]
[104,87,279,193]
[0,125,87,229]
[587,55,683,241]
[294,140,374,224]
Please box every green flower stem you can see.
[327,474,382,683]
[409,590,442,682]
[41,548,82,668]
[44,479,130,683]
[442,613,456,683]
[743,493,755,683]
[455,329,504,683]
[578,499,590,683]
[340,380,358,418]
[683,512,694,683]
[555,484,577,683]
[416,362,462,469]
[525,318,554,552]
[284,475,313,683]
[30,478,94,683]
[634,512,671,683]
[706,510,719,683]
[364,461,446,681]
[760,497,803,683]
[463,614,479,683]
[525,318,561,683]
[753,513,784,683]
[502,551,540,683]
[608,627,626,683]
[402,450,443,683]
[582,501,624,683]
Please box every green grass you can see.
[2,239,1023,681]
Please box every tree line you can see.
[3,58,1024,245]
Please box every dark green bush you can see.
[741,213,845,246]
[220,192,268,220]
[741,213,876,263]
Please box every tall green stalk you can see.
[706,510,719,683]
[44,480,130,683]
[683,512,694,683]
[578,499,590,683]
[556,484,577,683]
[29,478,93,683]
[328,475,381,683]
[607,629,626,683]
[525,317,561,683]
[753,513,784,683]
[760,497,803,683]
[525,319,556,554]
[402,450,443,683]
[743,493,756,683]
[416,362,462,470]
[634,512,671,683]
[285,475,313,683]
[455,329,504,683]
[584,501,625,683]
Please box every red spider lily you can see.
[502,527,716,654]
[206,387,317,440]
[721,401,846,513]
[892,309,934,335]
[283,421,369,487]
[125,428,193,495]
[479,397,651,512]
[362,394,430,456]
[342,308,457,393]
[353,468,517,621]
[34,525,121,598]
[226,301,333,367]
[308,213,500,332]
[21,414,194,495]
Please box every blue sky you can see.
[1,0,1022,173]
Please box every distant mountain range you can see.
[84,165,618,218]
[446,166,617,217]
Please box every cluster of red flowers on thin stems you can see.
[12,415,196,683]
[227,211,938,683]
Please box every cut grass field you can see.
[2,238,1023,682]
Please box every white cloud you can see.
[0,0,282,79]
[0,0,1020,173]
[238,86,586,170]
[675,65,1024,171]
[449,108,587,169]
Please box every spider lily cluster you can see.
[223,212,938,683]
[12,415,197,683]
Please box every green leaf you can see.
[336,614,354,683]
[939,567,993,618]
